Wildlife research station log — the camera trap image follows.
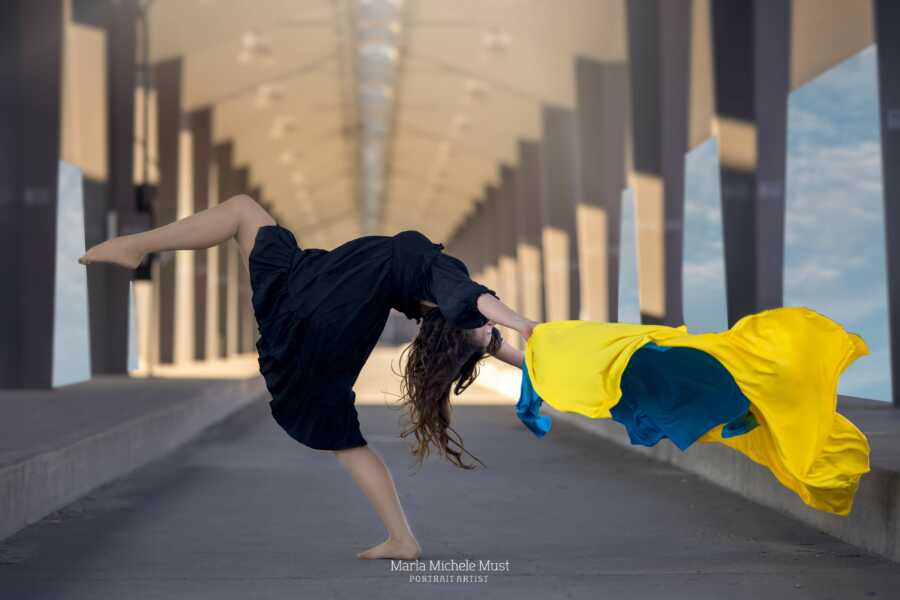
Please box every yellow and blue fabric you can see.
[517,343,759,446]
[518,306,871,517]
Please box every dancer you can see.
[79,194,537,560]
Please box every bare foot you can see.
[78,236,144,269]
[357,537,422,560]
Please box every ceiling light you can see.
[254,83,285,109]
[238,29,275,65]
[464,79,488,100]
[482,26,511,53]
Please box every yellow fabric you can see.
[524,306,871,516]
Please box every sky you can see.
[621,44,891,403]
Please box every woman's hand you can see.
[476,293,540,341]
[521,319,540,341]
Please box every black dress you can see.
[248,225,499,451]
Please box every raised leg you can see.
[78,194,275,273]
[333,445,422,560]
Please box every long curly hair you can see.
[394,307,503,469]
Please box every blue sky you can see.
[621,45,891,403]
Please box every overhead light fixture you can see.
[254,83,285,109]
[280,151,299,165]
[270,115,297,139]
[482,26,511,53]
[451,113,470,135]
[464,79,488,101]
[238,29,275,65]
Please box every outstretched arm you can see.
[490,338,524,369]
[476,292,538,340]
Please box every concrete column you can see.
[222,162,243,357]
[189,108,211,360]
[243,184,262,353]
[876,0,900,407]
[98,0,139,374]
[711,1,790,325]
[204,149,221,360]
[153,57,182,364]
[0,0,64,388]
[515,140,546,324]
[626,0,691,326]
[482,186,501,297]
[212,143,233,358]
[172,121,195,365]
[574,57,628,322]
[61,1,113,377]
[468,198,486,283]
[234,167,250,355]
[498,164,521,347]
[539,106,581,322]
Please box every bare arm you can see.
[476,292,538,340]
[490,338,524,369]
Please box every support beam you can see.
[482,186,501,296]
[212,142,233,358]
[189,108,212,361]
[875,0,900,406]
[626,0,691,326]
[515,140,546,324]
[153,58,182,364]
[498,164,521,347]
[574,57,628,322]
[0,0,64,388]
[539,106,581,322]
[98,0,139,374]
[234,167,250,355]
[711,0,790,324]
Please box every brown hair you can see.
[394,307,503,469]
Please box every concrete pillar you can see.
[222,162,242,357]
[711,1,790,325]
[212,142,233,358]
[243,184,262,353]
[876,0,900,407]
[234,167,250,355]
[574,57,628,322]
[60,1,113,377]
[498,164,521,347]
[626,0,691,326]
[515,140,546,324]
[153,57,182,364]
[172,121,195,365]
[539,106,581,322]
[103,0,140,374]
[469,199,486,283]
[0,0,64,388]
[189,108,211,361]
[482,186,501,297]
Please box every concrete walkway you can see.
[1,347,899,599]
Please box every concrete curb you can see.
[0,376,267,542]
[475,362,900,565]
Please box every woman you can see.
[79,193,538,560]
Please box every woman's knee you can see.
[226,193,259,214]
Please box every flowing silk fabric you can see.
[522,306,871,516]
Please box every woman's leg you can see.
[333,445,422,560]
[78,194,275,272]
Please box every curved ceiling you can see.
[148,0,625,249]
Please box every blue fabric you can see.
[516,342,758,450]
[517,356,552,437]
[609,342,757,451]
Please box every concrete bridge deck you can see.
[2,347,900,599]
